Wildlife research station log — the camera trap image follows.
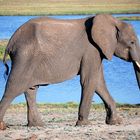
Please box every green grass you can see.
[37,102,79,108]
[0,0,140,15]
[0,47,5,60]
[0,40,8,60]
[10,102,140,109]
[118,16,140,21]
[8,102,140,114]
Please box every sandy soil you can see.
[0,105,140,140]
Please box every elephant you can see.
[0,14,140,130]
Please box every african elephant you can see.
[0,14,140,130]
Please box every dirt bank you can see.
[0,104,140,140]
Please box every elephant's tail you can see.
[3,49,9,79]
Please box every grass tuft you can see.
[0,40,8,60]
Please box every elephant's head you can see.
[91,14,140,89]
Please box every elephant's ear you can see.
[92,14,118,60]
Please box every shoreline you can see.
[0,14,140,20]
[8,102,140,108]
[0,12,140,16]
[1,103,140,139]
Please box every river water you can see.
[0,14,140,104]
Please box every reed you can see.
[0,40,8,60]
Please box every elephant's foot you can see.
[27,120,44,127]
[76,120,91,126]
[0,121,6,130]
[106,116,122,125]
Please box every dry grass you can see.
[0,40,8,60]
[9,102,140,110]
[0,0,140,15]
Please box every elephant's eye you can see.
[131,41,134,44]
[129,40,135,46]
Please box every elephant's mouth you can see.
[133,61,140,90]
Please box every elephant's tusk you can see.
[135,61,140,69]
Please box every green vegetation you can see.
[0,40,8,60]
[10,102,140,109]
[118,16,140,21]
[0,47,5,60]
[8,102,139,115]
[0,0,140,15]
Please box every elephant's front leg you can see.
[76,54,98,126]
[24,86,44,127]
[76,79,95,126]
[95,66,122,125]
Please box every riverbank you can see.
[0,103,140,139]
[0,0,140,15]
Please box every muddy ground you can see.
[0,104,140,140]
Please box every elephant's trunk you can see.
[133,61,140,90]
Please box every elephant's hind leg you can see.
[24,86,44,127]
[0,81,24,130]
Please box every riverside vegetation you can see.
[0,0,140,15]
[0,40,8,60]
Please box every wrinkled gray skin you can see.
[0,14,140,129]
